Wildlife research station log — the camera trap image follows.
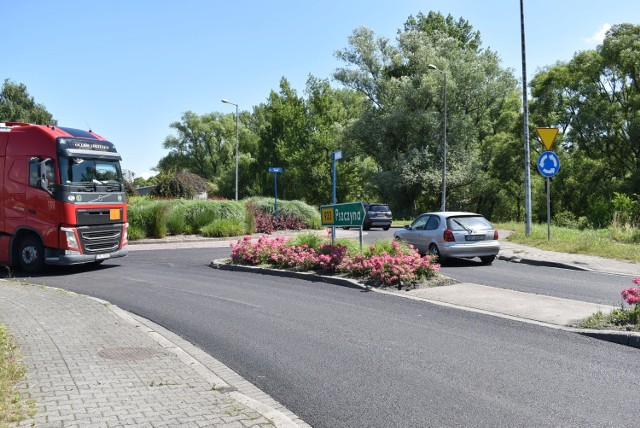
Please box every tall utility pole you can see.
[221,98,239,201]
[520,0,532,235]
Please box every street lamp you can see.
[221,98,239,201]
[428,64,447,212]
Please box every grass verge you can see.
[493,221,640,263]
[580,307,640,332]
[0,324,34,426]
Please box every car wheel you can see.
[383,226,390,231]
[17,235,45,274]
[363,225,370,231]
[428,244,441,261]
[480,255,496,264]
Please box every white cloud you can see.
[585,23,612,45]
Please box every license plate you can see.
[96,254,111,260]
[465,235,485,241]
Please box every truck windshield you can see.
[59,157,123,185]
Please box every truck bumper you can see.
[44,245,129,266]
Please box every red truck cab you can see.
[0,122,128,273]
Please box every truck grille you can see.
[78,224,123,254]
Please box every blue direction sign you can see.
[268,167,283,173]
[537,151,560,177]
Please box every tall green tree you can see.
[251,77,370,205]
[530,23,640,225]
[0,79,56,124]
[158,110,258,199]
[334,12,520,218]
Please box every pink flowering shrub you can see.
[621,278,640,306]
[229,235,440,287]
[338,240,439,287]
[230,235,291,265]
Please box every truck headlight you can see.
[61,227,80,250]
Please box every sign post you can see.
[536,128,560,241]
[320,202,365,250]
[268,167,283,218]
[331,150,342,240]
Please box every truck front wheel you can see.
[17,235,45,274]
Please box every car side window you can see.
[411,215,429,230]
[425,215,440,230]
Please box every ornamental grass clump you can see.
[229,236,440,288]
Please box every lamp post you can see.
[221,98,239,201]
[428,64,447,212]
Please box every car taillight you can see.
[493,229,499,240]
[443,228,455,242]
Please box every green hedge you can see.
[127,197,321,240]
[244,196,321,229]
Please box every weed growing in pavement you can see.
[230,235,440,288]
[0,324,35,425]
[581,277,640,331]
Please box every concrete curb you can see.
[497,254,593,271]
[211,259,640,349]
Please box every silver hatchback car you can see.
[394,212,500,264]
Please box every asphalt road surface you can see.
[14,245,640,427]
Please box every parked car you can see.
[342,203,393,231]
[393,212,500,264]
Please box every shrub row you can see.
[230,233,440,288]
[127,196,321,240]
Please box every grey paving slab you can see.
[0,282,306,428]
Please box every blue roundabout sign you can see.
[537,151,560,177]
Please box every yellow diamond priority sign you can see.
[536,127,559,151]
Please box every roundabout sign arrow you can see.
[537,151,560,177]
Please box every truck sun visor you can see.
[57,138,122,160]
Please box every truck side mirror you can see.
[39,158,53,192]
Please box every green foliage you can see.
[581,307,640,332]
[552,211,589,230]
[1,323,34,424]
[151,171,196,199]
[200,219,246,237]
[127,225,147,241]
[334,238,362,256]
[151,170,210,199]
[496,221,640,263]
[182,200,245,233]
[288,232,325,250]
[529,23,640,228]
[128,198,243,238]
[245,196,321,229]
[611,192,639,226]
[334,13,520,218]
[0,79,56,125]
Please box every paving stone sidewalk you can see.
[0,282,306,428]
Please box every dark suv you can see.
[363,203,393,230]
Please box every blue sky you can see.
[4,0,638,178]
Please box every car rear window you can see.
[369,205,390,212]
[447,216,492,231]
